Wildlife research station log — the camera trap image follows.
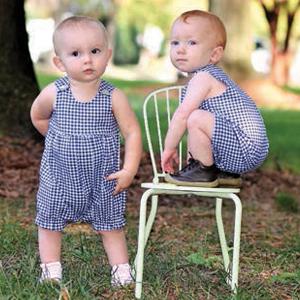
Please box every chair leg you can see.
[230,193,242,293]
[135,189,154,299]
[144,195,158,245]
[215,198,230,272]
[134,195,158,269]
[216,195,242,293]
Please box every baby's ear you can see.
[210,46,224,64]
[53,56,66,72]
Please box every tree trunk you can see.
[0,0,39,136]
[272,51,292,86]
[209,0,253,79]
[258,0,300,86]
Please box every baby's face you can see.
[53,23,111,83]
[170,17,219,73]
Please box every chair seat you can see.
[141,182,240,193]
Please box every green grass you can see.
[261,109,300,173]
[1,198,300,299]
[36,72,59,89]
[283,85,300,95]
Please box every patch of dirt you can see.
[1,136,299,207]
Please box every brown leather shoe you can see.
[164,158,219,187]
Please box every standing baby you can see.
[31,16,142,286]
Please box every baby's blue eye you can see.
[72,51,79,57]
[91,48,101,54]
[170,40,179,46]
[187,40,196,46]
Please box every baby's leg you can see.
[187,109,215,166]
[98,228,129,266]
[38,227,62,282]
[39,227,62,262]
[98,229,133,286]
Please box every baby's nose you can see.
[176,44,186,53]
[83,53,92,62]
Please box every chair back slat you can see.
[143,93,158,178]
[178,88,183,170]
[153,94,164,160]
[143,86,184,182]
[166,89,171,126]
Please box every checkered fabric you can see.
[36,77,126,231]
[181,64,269,174]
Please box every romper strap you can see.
[53,77,70,109]
[99,79,115,96]
[55,76,70,92]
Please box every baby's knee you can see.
[97,228,124,237]
[187,110,214,131]
[187,111,198,129]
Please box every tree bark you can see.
[258,0,300,86]
[0,0,39,136]
[209,0,253,78]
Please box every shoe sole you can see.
[218,177,242,187]
[165,174,242,188]
[165,174,219,187]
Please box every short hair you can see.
[176,10,227,49]
[53,16,109,53]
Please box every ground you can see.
[1,135,300,298]
[1,78,300,299]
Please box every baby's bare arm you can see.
[162,72,213,169]
[108,88,142,194]
[30,83,56,136]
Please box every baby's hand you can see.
[161,149,179,174]
[106,169,135,195]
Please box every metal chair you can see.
[134,86,242,299]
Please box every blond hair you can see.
[53,16,108,54]
[176,10,227,49]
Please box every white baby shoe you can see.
[111,263,134,287]
[40,261,62,283]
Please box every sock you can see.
[40,261,62,282]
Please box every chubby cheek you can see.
[170,53,177,67]
[170,49,176,59]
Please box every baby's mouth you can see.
[84,69,94,74]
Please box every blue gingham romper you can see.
[35,77,126,231]
[182,64,269,174]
